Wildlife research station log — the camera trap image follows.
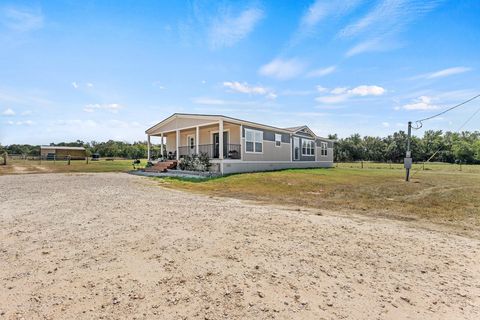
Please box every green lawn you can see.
[0,159,146,175]
[159,165,480,235]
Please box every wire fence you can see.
[335,161,479,173]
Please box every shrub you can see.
[178,153,211,172]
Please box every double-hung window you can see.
[275,134,282,147]
[302,139,315,156]
[245,129,263,153]
[321,142,328,156]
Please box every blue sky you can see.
[0,0,479,144]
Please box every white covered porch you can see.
[146,115,242,161]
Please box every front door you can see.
[294,137,300,160]
[187,135,195,155]
[213,131,229,158]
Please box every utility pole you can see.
[405,121,412,181]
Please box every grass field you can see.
[0,159,146,175]
[159,165,480,235]
[2,159,478,235]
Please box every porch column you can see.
[219,119,224,159]
[240,124,243,160]
[176,129,180,160]
[160,133,164,158]
[195,126,199,154]
[147,135,151,160]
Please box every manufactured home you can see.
[145,113,334,174]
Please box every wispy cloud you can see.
[83,103,123,113]
[306,65,336,78]
[6,119,34,126]
[316,85,386,104]
[341,0,442,56]
[1,6,44,32]
[208,7,264,49]
[413,66,472,80]
[259,58,305,80]
[2,108,15,116]
[223,81,276,99]
[297,0,363,37]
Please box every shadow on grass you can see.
[155,167,334,183]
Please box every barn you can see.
[40,146,86,160]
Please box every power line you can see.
[410,103,480,178]
[415,93,480,123]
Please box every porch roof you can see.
[146,113,333,141]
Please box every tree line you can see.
[0,140,163,160]
[329,130,480,164]
[1,130,479,163]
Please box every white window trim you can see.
[321,142,328,156]
[301,139,315,156]
[245,128,263,154]
[275,133,282,147]
[186,134,195,150]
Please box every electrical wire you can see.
[410,103,480,178]
[415,93,480,123]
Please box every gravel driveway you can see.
[0,173,479,319]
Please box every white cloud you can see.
[341,0,441,56]
[331,87,348,95]
[209,7,264,49]
[316,86,328,93]
[348,85,385,96]
[345,38,385,57]
[1,6,44,32]
[300,0,363,29]
[415,67,472,79]
[306,65,336,78]
[259,58,305,80]
[71,82,79,89]
[86,82,94,88]
[316,85,386,104]
[7,119,34,126]
[382,122,390,127]
[401,96,440,110]
[223,81,276,99]
[83,103,123,113]
[2,108,15,116]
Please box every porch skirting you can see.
[211,160,334,174]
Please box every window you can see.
[188,136,195,149]
[302,139,315,156]
[321,142,328,156]
[245,129,263,153]
[275,134,282,147]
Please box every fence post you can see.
[2,152,6,165]
[361,161,363,169]
[67,156,71,165]
[86,156,89,164]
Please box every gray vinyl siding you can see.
[242,126,291,161]
[242,126,289,143]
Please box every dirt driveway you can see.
[0,173,479,319]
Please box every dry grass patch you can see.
[0,159,145,175]
[159,167,480,235]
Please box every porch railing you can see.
[178,144,241,159]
